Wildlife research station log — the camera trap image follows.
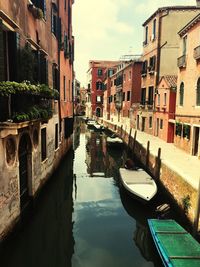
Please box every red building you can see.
[87,60,119,117]
[154,75,177,142]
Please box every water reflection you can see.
[0,150,75,267]
[0,117,163,267]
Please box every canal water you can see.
[1,118,174,267]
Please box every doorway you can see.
[141,117,145,132]
[156,118,159,136]
[18,134,32,210]
[193,127,200,156]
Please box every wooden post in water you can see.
[128,128,132,147]
[146,141,150,167]
[193,178,200,236]
[133,130,137,152]
[156,147,161,180]
[121,125,123,138]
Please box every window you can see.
[158,94,160,105]
[142,60,148,74]
[164,93,167,106]
[64,0,67,10]
[40,53,48,85]
[51,4,57,36]
[179,82,184,106]
[96,81,103,90]
[63,76,66,101]
[127,91,131,101]
[141,88,146,105]
[41,128,47,161]
[129,71,131,80]
[97,69,103,76]
[96,96,102,103]
[152,19,156,39]
[55,123,58,149]
[160,119,163,129]
[149,116,152,128]
[144,26,148,45]
[196,78,200,106]
[148,86,153,105]
[183,36,187,55]
[52,64,59,90]
[149,56,156,71]
[108,69,114,77]
[123,92,125,101]
[32,0,46,19]
[110,95,113,102]
[64,117,74,139]
[64,33,69,58]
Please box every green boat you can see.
[148,219,200,267]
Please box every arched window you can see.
[96,81,103,90]
[196,78,200,106]
[179,82,184,106]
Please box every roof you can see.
[159,75,177,88]
[142,6,200,26]
[178,12,200,36]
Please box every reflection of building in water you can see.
[73,117,81,150]
[133,222,153,262]
[85,131,105,176]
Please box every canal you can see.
[1,118,181,267]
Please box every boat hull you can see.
[119,168,157,202]
[148,219,200,267]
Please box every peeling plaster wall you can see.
[0,115,73,240]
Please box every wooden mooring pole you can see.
[193,178,200,236]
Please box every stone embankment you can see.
[99,118,200,232]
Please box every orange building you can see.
[154,76,177,142]
[175,12,200,157]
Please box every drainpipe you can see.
[57,0,62,139]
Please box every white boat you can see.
[107,136,123,146]
[87,119,96,126]
[119,168,157,202]
[93,123,104,131]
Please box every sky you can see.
[73,0,196,86]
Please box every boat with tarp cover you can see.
[148,219,200,267]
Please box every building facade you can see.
[87,60,119,118]
[138,6,200,134]
[154,75,177,142]
[175,13,200,157]
[0,0,74,240]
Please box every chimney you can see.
[197,0,200,7]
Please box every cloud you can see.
[73,0,197,85]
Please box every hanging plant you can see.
[0,81,59,99]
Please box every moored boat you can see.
[148,219,200,267]
[107,135,123,147]
[119,168,157,202]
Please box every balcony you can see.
[0,81,58,123]
[177,55,186,68]
[194,45,200,60]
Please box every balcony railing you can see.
[194,45,200,60]
[177,55,186,68]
